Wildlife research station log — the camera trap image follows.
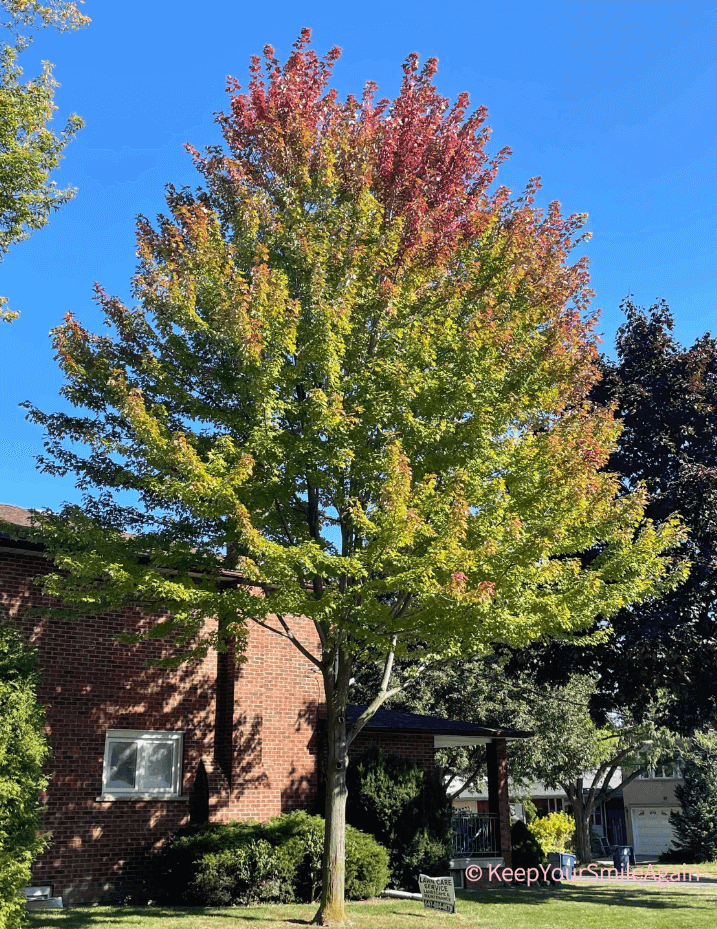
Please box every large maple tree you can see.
[24,33,685,922]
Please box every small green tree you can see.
[0,621,50,929]
[0,1,87,321]
[670,734,717,862]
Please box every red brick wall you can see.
[349,731,436,769]
[0,546,323,904]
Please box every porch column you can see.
[486,738,512,867]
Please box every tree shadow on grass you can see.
[29,886,717,929]
[458,883,717,911]
[28,906,317,928]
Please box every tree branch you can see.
[250,615,322,669]
[347,652,444,747]
[274,498,295,546]
[447,749,484,801]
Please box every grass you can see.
[28,883,717,929]
[680,859,717,877]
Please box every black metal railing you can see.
[451,811,500,857]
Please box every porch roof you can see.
[347,704,532,743]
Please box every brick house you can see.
[0,503,527,903]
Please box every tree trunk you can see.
[572,801,592,865]
[313,648,351,925]
[565,780,594,865]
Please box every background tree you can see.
[505,675,678,864]
[23,34,686,923]
[1,0,87,321]
[357,661,677,863]
[513,300,717,733]
[0,620,50,929]
[670,733,717,862]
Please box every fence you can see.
[451,811,501,857]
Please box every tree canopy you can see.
[23,33,686,922]
[0,0,86,321]
[513,300,717,733]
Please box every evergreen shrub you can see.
[0,623,50,929]
[345,745,452,890]
[511,819,547,876]
[154,811,389,905]
[670,736,717,862]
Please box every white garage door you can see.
[631,807,679,856]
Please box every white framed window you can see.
[638,759,683,780]
[101,730,183,798]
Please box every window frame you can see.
[101,729,184,799]
[637,759,683,780]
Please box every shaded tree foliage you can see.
[512,299,717,732]
[0,621,50,929]
[670,734,717,862]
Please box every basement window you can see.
[101,730,183,798]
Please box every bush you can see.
[0,623,50,929]
[511,819,546,876]
[345,745,452,890]
[191,839,294,906]
[670,736,717,862]
[154,811,389,905]
[344,825,392,900]
[528,811,576,854]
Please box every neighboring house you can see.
[622,760,684,857]
[454,780,567,819]
[454,769,628,850]
[0,504,530,902]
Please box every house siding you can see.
[623,776,683,852]
[623,778,681,808]
[0,546,322,904]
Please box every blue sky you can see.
[1,0,715,512]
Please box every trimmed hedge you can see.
[154,811,389,905]
[0,623,50,929]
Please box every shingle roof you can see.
[0,503,34,529]
[346,704,532,739]
[0,503,41,550]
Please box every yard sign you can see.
[418,874,456,914]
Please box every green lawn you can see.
[29,883,717,929]
[685,859,717,877]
